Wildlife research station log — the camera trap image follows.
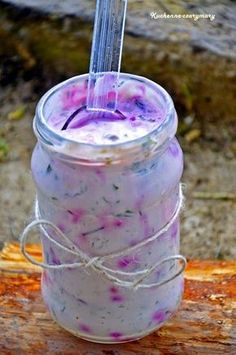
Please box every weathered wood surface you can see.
[0,0,236,123]
[0,243,235,354]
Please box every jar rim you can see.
[34,73,177,164]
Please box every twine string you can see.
[20,185,186,289]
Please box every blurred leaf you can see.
[231,142,236,155]
[8,106,26,121]
[0,138,9,162]
[178,121,190,136]
[180,83,193,111]
[185,129,201,143]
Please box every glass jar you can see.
[30,73,185,343]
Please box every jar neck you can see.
[34,74,177,166]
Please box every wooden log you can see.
[0,0,236,123]
[0,243,235,354]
